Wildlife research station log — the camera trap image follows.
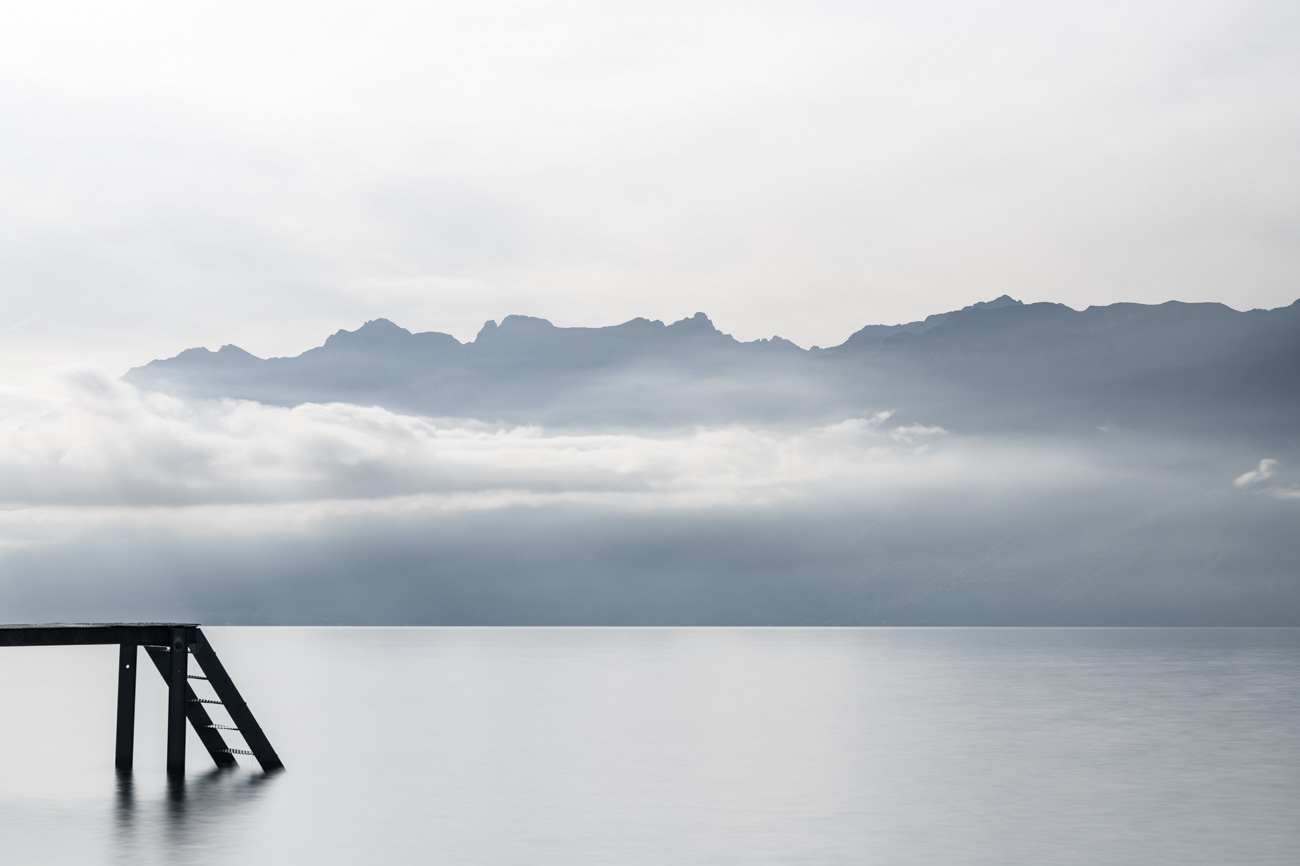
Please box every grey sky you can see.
[2,2,1299,625]
[2,0,1298,384]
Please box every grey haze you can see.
[1,298,1295,625]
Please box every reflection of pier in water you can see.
[114,766,282,858]
[0,623,283,774]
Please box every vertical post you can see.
[166,628,188,775]
[145,645,238,768]
[115,643,137,770]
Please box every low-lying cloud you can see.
[1,371,1297,626]
[1231,458,1300,501]
[1234,458,1278,488]
[0,370,1078,511]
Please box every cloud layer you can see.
[0,372,1023,511]
[1,373,1297,626]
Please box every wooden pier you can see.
[0,623,283,774]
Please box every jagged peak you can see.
[965,295,1022,311]
[616,317,667,329]
[324,318,413,348]
[153,344,259,365]
[474,315,556,343]
[747,335,802,349]
[499,315,555,331]
[349,317,410,335]
[668,311,717,331]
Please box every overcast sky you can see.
[2,4,1298,623]
[2,0,1299,379]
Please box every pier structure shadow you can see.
[113,764,281,858]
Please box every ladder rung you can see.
[206,724,240,731]
[190,698,223,705]
[221,748,256,756]
[187,675,209,680]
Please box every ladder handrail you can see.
[191,629,284,772]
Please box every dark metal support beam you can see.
[145,646,238,769]
[0,623,195,648]
[165,628,188,775]
[192,629,284,772]
[114,643,137,770]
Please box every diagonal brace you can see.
[145,645,238,768]
[191,629,284,772]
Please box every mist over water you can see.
[2,367,1297,625]
[1,627,1297,864]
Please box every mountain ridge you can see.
[138,296,1296,362]
[123,296,1300,436]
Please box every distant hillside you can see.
[123,299,1300,438]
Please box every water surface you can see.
[0,628,1296,864]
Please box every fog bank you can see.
[1,372,1295,625]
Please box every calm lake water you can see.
[0,628,1297,864]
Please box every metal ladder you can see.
[141,628,283,772]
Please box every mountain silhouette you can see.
[123,299,1300,438]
